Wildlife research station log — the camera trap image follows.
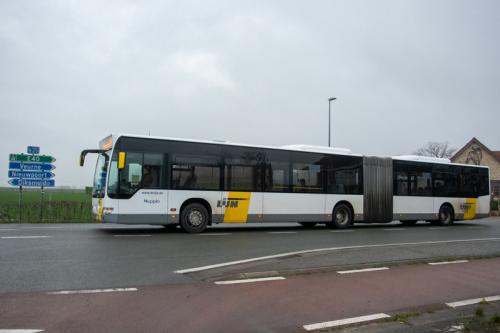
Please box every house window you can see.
[494,184,500,196]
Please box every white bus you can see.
[80,134,491,233]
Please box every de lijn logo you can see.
[217,197,248,208]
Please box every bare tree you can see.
[414,141,456,158]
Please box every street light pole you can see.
[328,97,336,147]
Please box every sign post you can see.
[19,164,23,223]
[40,174,44,222]
[8,147,56,222]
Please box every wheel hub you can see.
[336,209,348,224]
[441,211,450,223]
[188,210,203,226]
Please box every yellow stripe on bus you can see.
[97,199,103,222]
[463,198,477,220]
[223,192,251,223]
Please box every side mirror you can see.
[118,152,126,170]
[80,149,107,167]
[79,153,85,167]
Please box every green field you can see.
[0,188,94,223]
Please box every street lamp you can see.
[328,97,336,147]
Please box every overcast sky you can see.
[1,0,499,188]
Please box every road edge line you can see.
[446,295,500,308]
[214,277,285,285]
[428,260,469,265]
[337,267,389,274]
[47,288,138,295]
[303,313,391,331]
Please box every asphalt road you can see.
[1,217,500,293]
[1,258,500,332]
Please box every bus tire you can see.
[180,203,209,233]
[435,204,454,226]
[401,220,418,226]
[299,222,317,228]
[329,203,353,229]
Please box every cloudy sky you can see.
[1,0,499,187]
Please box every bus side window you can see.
[264,150,290,192]
[291,152,324,193]
[171,154,221,190]
[327,155,362,195]
[224,147,264,192]
[141,153,163,188]
[393,161,409,196]
[432,165,459,197]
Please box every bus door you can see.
[363,157,393,222]
[111,152,169,224]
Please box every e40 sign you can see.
[9,154,55,163]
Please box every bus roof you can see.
[392,154,489,169]
[108,133,363,157]
[104,133,489,169]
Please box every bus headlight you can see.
[103,207,114,215]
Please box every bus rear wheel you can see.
[180,203,209,233]
[329,204,353,229]
[435,204,454,226]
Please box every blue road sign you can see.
[8,179,55,187]
[27,146,40,155]
[8,171,55,179]
[9,162,56,171]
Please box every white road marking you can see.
[174,237,500,274]
[22,226,64,229]
[198,233,232,236]
[268,231,297,234]
[466,226,485,229]
[303,313,391,331]
[383,228,405,231]
[337,267,389,274]
[446,295,500,308]
[214,277,285,285]
[47,288,138,295]
[113,234,151,237]
[0,236,51,239]
[428,260,469,265]
[0,329,44,333]
[330,230,355,233]
[0,229,19,231]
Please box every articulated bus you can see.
[80,134,490,233]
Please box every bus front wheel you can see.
[330,204,353,229]
[180,203,209,233]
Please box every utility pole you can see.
[328,97,336,147]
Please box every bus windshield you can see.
[92,154,108,198]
